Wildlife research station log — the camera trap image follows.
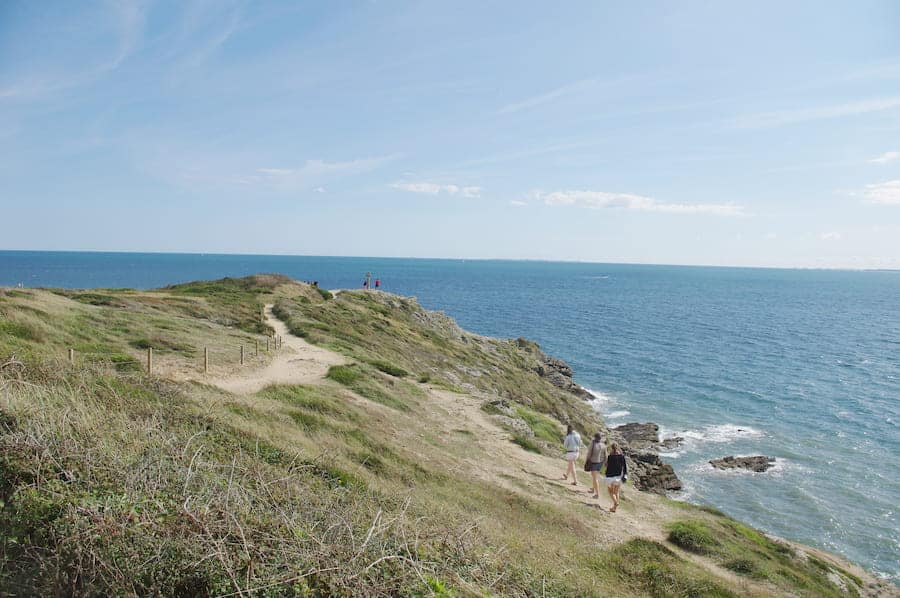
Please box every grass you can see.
[511,433,542,453]
[0,276,869,597]
[668,520,720,554]
[666,516,860,597]
[602,538,737,598]
[326,364,418,411]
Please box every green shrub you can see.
[315,287,333,300]
[370,360,408,377]
[724,558,762,577]
[667,521,720,554]
[327,364,362,385]
[515,406,561,444]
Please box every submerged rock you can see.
[710,455,775,472]
[659,436,684,450]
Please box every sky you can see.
[2,1,900,269]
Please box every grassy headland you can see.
[0,276,886,597]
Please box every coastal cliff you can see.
[0,276,893,597]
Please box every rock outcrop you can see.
[628,452,683,493]
[710,455,775,472]
[530,353,592,400]
[608,422,684,495]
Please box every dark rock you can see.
[486,399,515,417]
[659,436,684,450]
[611,422,660,451]
[709,455,775,473]
[627,452,683,494]
[529,352,592,399]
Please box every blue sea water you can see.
[2,250,898,582]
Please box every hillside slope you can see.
[0,276,892,597]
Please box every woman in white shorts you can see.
[604,442,627,513]
[562,425,582,486]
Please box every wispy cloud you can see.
[859,180,900,205]
[819,231,842,241]
[533,190,744,216]
[870,151,900,165]
[391,182,481,198]
[254,156,397,190]
[498,78,598,115]
[509,200,528,207]
[0,1,145,102]
[732,97,900,129]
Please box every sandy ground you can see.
[211,305,348,394]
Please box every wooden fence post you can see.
[68,348,74,364]
[255,340,259,356]
[204,347,209,373]
[240,345,244,365]
[147,347,153,374]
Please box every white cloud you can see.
[819,232,842,241]
[313,186,326,193]
[391,182,482,198]
[860,180,900,205]
[509,200,528,207]
[533,190,744,216]
[256,155,397,190]
[732,96,900,129]
[870,151,900,164]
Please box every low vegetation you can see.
[0,277,872,596]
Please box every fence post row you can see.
[66,332,274,375]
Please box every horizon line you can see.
[0,247,897,274]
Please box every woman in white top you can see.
[562,424,582,486]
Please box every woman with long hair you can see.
[604,442,628,512]
[583,433,607,499]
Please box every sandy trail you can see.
[213,305,348,394]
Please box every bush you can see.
[724,558,762,577]
[315,287,333,301]
[667,521,720,554]
[370,360,408,378]
[326,365,361,385]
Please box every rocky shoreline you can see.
[529,350,685,495]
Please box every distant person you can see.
[604,442,627,512]
[583,433,607,499]
[374,278,380,289]
[562,425,582,485]
[362,279,368,289]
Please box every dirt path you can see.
[212,305,348,394]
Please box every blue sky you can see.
[2,1,900,268]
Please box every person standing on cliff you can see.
[584,432,607,499]
[604,442,627,512]
[562,424,582,485]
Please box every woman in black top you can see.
[604,442,627,513]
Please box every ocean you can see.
[2,250,898,582]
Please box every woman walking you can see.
[562,425,582,485]
[584,433,607,499]
[604,442,627,512]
